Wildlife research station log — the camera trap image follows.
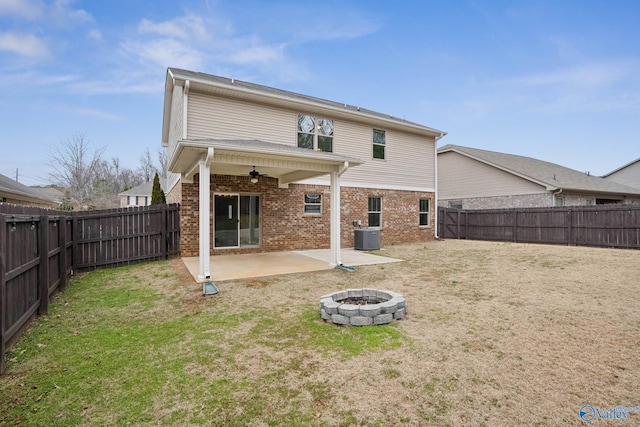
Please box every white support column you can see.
[330,162,349,268]
[329,171,341,267]
[198,147,214,281]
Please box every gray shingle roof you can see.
[0,172,56,202]
[119,178,166,197]
[438,144,640,196]
[602,157,640,177]
[167,68,446,136]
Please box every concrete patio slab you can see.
[182,248,403,282]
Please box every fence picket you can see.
[0,203,180,373]
[438,205,640,249]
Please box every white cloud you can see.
[121,38,204,71]
[0,0,44,19]
[511,61,636,88]
[138,15,208,41]
[228,44,284,65]
[479,60,640,115]
[88,29,103,42]
[0,32,49,57]
[49,0,93,26]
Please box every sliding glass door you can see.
[214,194,260,248]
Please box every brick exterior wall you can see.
[179,173,436,256]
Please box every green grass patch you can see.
[0,262,409,426]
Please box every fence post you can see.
[512,211,518,242]
[0,215,6,374]
[38,216,50,316]
[58,217,67,292]
[567,208,573,246]
[161,204,168,260]
[72,212,80,272]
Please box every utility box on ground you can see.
[354,228,380,250]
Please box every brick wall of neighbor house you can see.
[439,193,553,210]
[440,193,640,210]
[179,174,436,256]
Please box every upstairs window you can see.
[373,129,385,159]
[128,196,136,205]
[368,196,381,227]
[304,194,322,214]
[419,199,430,226]
[297,114,333,152]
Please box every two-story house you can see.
[162,68,445,281]
[118,178,166,207]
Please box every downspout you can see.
[433,133,445,239]
[338,161,349,177]
[552,188,563,206]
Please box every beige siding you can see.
[187,90,436,190]
[438,151,545,199]
[187,91,295,145]
[333,121,435,189]
[604,162,640,189]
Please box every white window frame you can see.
[555,196,565,207]
[304,193,322,215]
[128,195,136,205]
[368,196,382,228]
[419,199,430,227]
[297,114,334,152]
[372,129,386,160]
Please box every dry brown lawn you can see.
[4,239,638,426]
[203,239,640,426]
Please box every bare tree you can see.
[138,148,156,182]
[49,134,105,208]
[157,148,168,179]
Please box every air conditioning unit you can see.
[354,228,380,250]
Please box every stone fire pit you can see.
[319,289,407,326]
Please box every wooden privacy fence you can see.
[0,203,180,373]
[438,205,640,249]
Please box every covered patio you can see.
[181,248,403,281]
[169,138,363,282]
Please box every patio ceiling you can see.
[169,139,363,187]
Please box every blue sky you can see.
[1,0,639,186]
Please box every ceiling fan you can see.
[249,166,262,184]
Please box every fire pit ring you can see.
[319,289,407,326]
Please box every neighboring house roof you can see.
[119,178,166,197]
[162,68,447,148]
[30,186,65,204]
[438,145,640,196]
[0,172,57,205]
[602,157,640,178]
